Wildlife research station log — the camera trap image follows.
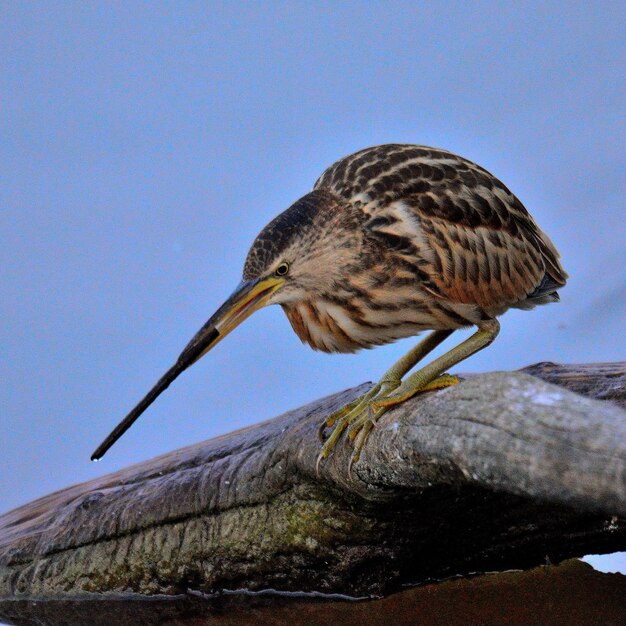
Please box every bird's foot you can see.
[316,373,460,474]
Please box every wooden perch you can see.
[0,362,625,625]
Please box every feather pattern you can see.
[314,144,567,322]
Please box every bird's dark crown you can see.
[243,189,346,280]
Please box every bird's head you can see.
[193,189,359,354]
[91,189,360,460]
[243,189,361,303]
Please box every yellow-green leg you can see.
[317,319,501,473]
[379,320,499,405]
[316,329,454,473]
[319,329,453,435]
[350,319,500,464]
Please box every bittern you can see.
[92,144,567,466]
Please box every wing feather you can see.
[315,144,567,313]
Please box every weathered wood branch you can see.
[0,362,625,625]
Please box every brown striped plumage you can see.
[92,143,567,464]
[245,144,566,353]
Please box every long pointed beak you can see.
[91,276,284,461]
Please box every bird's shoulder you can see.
[314,144,524,231]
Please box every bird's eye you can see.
[275,262,289,276]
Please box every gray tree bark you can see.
[0,362,625,626]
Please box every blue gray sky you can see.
[1,2,624,571]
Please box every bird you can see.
[91,144,567,466]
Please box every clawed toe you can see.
[419,373,460,391]
[318,398,357,442]
[316,390,391,475]
[316,371,461,474]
